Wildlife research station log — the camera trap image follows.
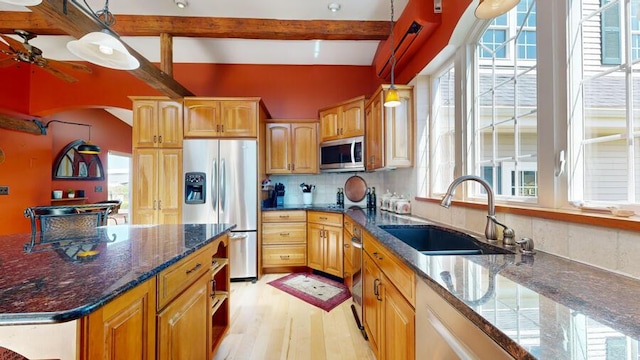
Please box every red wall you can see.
[0,109,131,235]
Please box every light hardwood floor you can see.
[213,273,375,360]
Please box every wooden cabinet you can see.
[363,231,415,360]
[131,97,183,148]
[157,235,230,360]
[307,211,343,277]
[184,98,260,138]
[132,149,182,225]
[318,96,366,142]
[262,211,307,268]
[365,85,414,170]
[416,279,513,360]
[80,278,156,359]
[266,121,318,174]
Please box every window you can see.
[569,0,640,204]
[107,152,131,221]
[430,63,456,196]
[473,0,538,201]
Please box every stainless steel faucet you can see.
[440,175,514,242]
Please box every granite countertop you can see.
[267,205,640,359]
[0,223,234,325]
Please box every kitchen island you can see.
[264,204,640,359]
[0,223,233,359]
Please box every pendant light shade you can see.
[384,86,401,108]
[0,0,42,5]
[67,30,140,70]
[475,0,521,19]
[78,141,101,155]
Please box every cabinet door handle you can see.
[158,135,163,143]
[280,232,290,236]
[216,124,220,132]
[319,216,328,220]
[373,278,380,297]
[291,164,295,171]
[373,252,383,260]
[153,135,157,143]
[186,262,202,275]
[158,200,162,210]
[221,124,224,132]
[344,243,350,248]
[280,255,290,260]
[288,164,291,170]
[375,279,382,301]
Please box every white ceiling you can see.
[0,0,409,65]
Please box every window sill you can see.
[415,197,640,232]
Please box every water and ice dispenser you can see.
[185,172,206,204]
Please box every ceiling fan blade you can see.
[0,34,27,53]
[44,58,92,74]
[0,41,13,54]
[0,57,18,68]
[37,63,79,83]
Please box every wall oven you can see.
[320,136,365,172]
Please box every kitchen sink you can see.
[377,225,511,255]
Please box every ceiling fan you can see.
[0,30,92,83]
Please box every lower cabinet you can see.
[307,211,343,277]
[81,235,230,360]
[363,233,415,360]
[157,273,210,360]
[80,277,157,359]
[262,210,307,269]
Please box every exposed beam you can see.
[23,0,193,100]
[0,12,391,40]
[0,115,42,135]
[160,33,173,77]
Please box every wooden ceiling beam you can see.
[23,0,193,99]
[0,115,42,135]
[0,12,391,40]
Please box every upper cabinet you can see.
[183,98,260,138]
[131,97,183,148]
[266,121,318,174]
[365,85,414,171]
[318,96,366,143]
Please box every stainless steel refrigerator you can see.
[182,139,257,280]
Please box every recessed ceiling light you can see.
[328,2,341,12]
[175,0,188,9]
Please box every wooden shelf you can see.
[50,197,88,206]
[211,258,229,276]
[211,292,229,314]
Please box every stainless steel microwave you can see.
[319,136,365,172]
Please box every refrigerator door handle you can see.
[229,233,249,240]
[212,159,218,210]
[221,158,226,212]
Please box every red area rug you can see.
[267,273,351,312]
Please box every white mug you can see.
[52,190,63,199]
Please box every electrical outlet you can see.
[95,185,103,192]
[0,186,9,195]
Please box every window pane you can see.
[475,0,537,201]
[432,65,456,194]
[583,71,626,140]
[584,139,628,201]
[480,30,508,58]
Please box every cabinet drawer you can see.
[308,211,343,227]
[262,210,306,223]
[263,223,306,244]
[262,245,306,267]
[364,231,415,307]
[157,243,214,310]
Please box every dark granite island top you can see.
[265,205,640,359]
[0,223,234,325]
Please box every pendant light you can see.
[0,0,41,5]
[66,0,140,70]
[475,0,521,19]
[384,0,401,108]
